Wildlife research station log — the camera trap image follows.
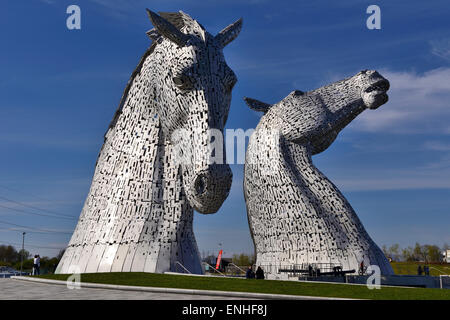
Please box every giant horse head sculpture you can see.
[243,70,393,276]
[56,11,242,275]
[147,10,241,213]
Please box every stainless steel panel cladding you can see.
[56,10,241,274]
[243,70,394,278]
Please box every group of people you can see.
[244,262,433,278]
[246,265,265,279]
[417,265,430,276]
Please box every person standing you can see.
[255,266,265,279]
[32,255,37,275]
[359,260,365,275]
[246,266,255,279]
[33,255,40,276]
[417,265,423,276]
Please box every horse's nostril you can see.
[194,175,207,196]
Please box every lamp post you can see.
[20,232,26,275]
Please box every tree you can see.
[232,253,255,266]
[0,245,63,273]
[382,244,401,261]
[18,249,31,261]
[56,249,65,261]
[413,243,426,261]
[202,254,217,266]
[402,246,415,262]
[382,245,388,257]
[389,244,401,261]
[0,245,19,264]
[13,258,34,271]
[423,245,441,263]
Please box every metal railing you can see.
[439,275,450,289]
[202,262,226,276]
[430,266,447,275]
[227,263,247,274]
[258,262,345,277]
[391,264,450,276]
[0,272,29,278]
[175,261,191,274]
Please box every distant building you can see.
[202,255,232,272]
[444,250,450,263]
[214,257,232,272]
[221,258,232,270]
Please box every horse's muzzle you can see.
[187,164,233,214]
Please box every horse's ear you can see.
[244,97,272,113]
[215,18,243,48]
[146,9,189,47]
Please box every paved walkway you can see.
[0,278,252,300]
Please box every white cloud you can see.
[348,67,450,134]
[430,39,450,62]
[328,159,450,191]
[423,141,450,152]
[336,174,450,191]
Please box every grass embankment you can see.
[391,262,450,276]
[36,272,450,300]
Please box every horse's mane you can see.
[106,48,153,133]
[106,11,206,134]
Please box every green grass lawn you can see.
[391,262,450,276]
[35,272,450,300]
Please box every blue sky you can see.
[0,0,449,258]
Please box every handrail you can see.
[439,274,450,289]
[429,266,448,275]
[203,262,226,276]
[175,261,191,274]
[227,263,247,274]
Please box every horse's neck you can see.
[280,138,372,245]
[104,48,179,201]
[330,101,366,135]
[281,139,350,211]
[99,52,192,238]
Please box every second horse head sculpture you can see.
[244,70,394,277]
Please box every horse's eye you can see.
[173,75,193,91]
